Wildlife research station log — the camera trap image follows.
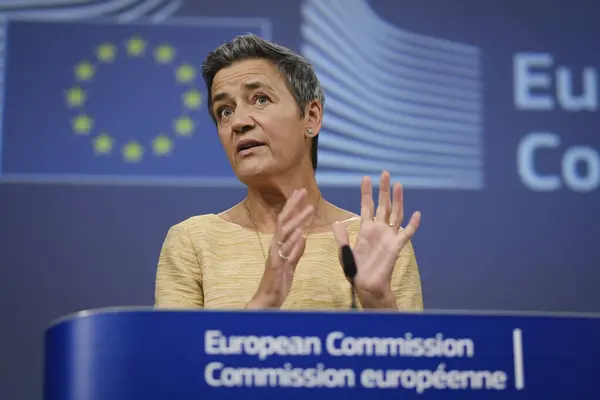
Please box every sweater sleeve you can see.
[154,220,204,309]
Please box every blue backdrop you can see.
[1,1,598,399]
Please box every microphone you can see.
[341,245,358,310]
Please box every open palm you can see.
[333,171,421,296]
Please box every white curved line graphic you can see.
[306,0,477,56]
[150,0,182,22]
[316,63,481,130]
[318,131,482,168]
[1,0,149,19]
[0,0,89,11]
[318,153,481,179]
[302,40,480,113]
[325,0,479,65]
[307,0,479,80]
[316,172,482,189]
[302,5,478,92]
[323,113,480,157]
[301,20,480,102]
[323,93,480,143]
[117,0,166,22]
[301,0,484,189]
[0,0,90,8]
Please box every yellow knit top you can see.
[154,214,423,311]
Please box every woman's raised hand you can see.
[333,171,421,308]
[246,189,314,309]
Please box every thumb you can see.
[332,221,350,247]
[332,221,350,267]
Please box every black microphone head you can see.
[341,245,357,279]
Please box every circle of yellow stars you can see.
[65,35,202,163]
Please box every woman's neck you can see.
[244,172,322,233]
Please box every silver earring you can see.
[306,129,314,137]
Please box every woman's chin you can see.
[234,159,275,182]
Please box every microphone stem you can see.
[350,278,357,310]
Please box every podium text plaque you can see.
[44,308,600,399]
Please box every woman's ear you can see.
[305,99,323,135]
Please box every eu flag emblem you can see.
[0,18,271,185]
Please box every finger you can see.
[276,227,303,264]
[278,204,314,242]
[389,182,404,232]
[332,221,350,247]
[277,189,306,224]
[360,176,374,222]
[396,211,421,248]
[332,221,351,270]
[286,230,307,267]
[375,171,391,223]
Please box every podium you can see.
[44,308,600,399]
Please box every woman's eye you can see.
[220,108,232,118]
[256,95,269,105]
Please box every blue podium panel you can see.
[44,308,599,399]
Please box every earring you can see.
[306,129,315,137]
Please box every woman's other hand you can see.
[246,189,314,308]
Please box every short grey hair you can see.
[201,33,325,171]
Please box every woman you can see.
[154,34,423,311]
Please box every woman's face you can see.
[210,58,320,183]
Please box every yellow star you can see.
[74,61,95,81]
[93,133,114,154]
[152,134,173,156]
[176,63,196,83]
[65,86,86,108]
[72,114,93,135]
[174,116,195,136]
[96,42,117,63]
[154,44,175,64]
[122,141,144,162]
[125,35,146,57]
[182,89,202,109]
